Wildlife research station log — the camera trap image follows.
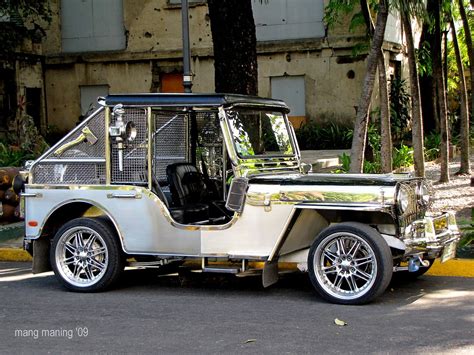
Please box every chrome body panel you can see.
[24,183,294,258]
[22,94,459,271]
[402,212,460,256]
[24,185,201,255]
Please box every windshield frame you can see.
[224,107,297,160]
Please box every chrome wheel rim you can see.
[55,226,109,287]
[313,232,377,300]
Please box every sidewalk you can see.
[0,221,31,262]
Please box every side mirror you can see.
[225,177,248,213]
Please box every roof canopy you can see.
[104,93,289,112]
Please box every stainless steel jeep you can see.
[20,94,459,304]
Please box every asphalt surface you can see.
[1,262,473,354]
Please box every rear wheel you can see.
[308,222,393,305]
[50,217,124,292]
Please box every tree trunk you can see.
[349,0,389,173]
[458,0,474,132]
[450,16,471,175]
[207,0,258,95]
[419,0,438,134]
[401,8,425,177]
[432,0,450,183]
[378,52,392,173]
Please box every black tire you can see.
[50,217,125,292]
[308,222,393,305]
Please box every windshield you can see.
[226,109,295,158]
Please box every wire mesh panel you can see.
[153,111,188,182]
[33,162,106,185]
[31,108,106,185]
[111,108,148,184]
[44,109,106,160]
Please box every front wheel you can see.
[308,222,393,305]
[50,217,125,292]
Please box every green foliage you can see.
[424,132,441,161]
[456,215,474,258]
[295,122,353,150]
[389,78,411,141]
[333,142,415,174]
[351,42,370,57]
[392,144,414,169]
[324,0,359,28]
[0,141,34,167]
[363,160,381,174]
[0,0,51,54]
[416,41,433,77]
[349,12,367,31]
[0,114,49,167]
[366,123,381,152]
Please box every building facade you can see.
[37,0,408,134]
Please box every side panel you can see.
[24,186,201,255]
[201,204,294,257]
[278,209,328,255]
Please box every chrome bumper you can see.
[403,212,460,258]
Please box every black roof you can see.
[104,93,289,111]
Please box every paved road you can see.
[1,262,473,354]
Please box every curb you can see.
[0,248,472,278]
[0,248,32,262]
[426,258,474,278]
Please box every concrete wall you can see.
[42,0,406,132]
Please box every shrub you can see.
[390,78,411,142]
[393,144,414,169]
[0,142,35,167]
[295,122,353,150]
[424,132,441,161]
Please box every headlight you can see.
[417,181,431,207]
[397,186,409,213]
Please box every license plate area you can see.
[440,241,457,263]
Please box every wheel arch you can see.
[32,200,124,274]
[275,206,396,260]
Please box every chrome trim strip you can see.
[147,107,153,190]
[218,106,239,170]
[25,184,138,191]
[295,203,390,212]
[107,193,141,199]
[21,193,42,198]
[105,106,111,184]
[39,158,106,164]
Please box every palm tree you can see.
[457,0,473,134]
[378,53,393,173]
[350,0,390,173]
[360,0,392,173]
[431,0,450,183]
[400,1,425,177]
[450,14,471,175]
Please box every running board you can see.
[202,267,240,274]
[201,257,248,274]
